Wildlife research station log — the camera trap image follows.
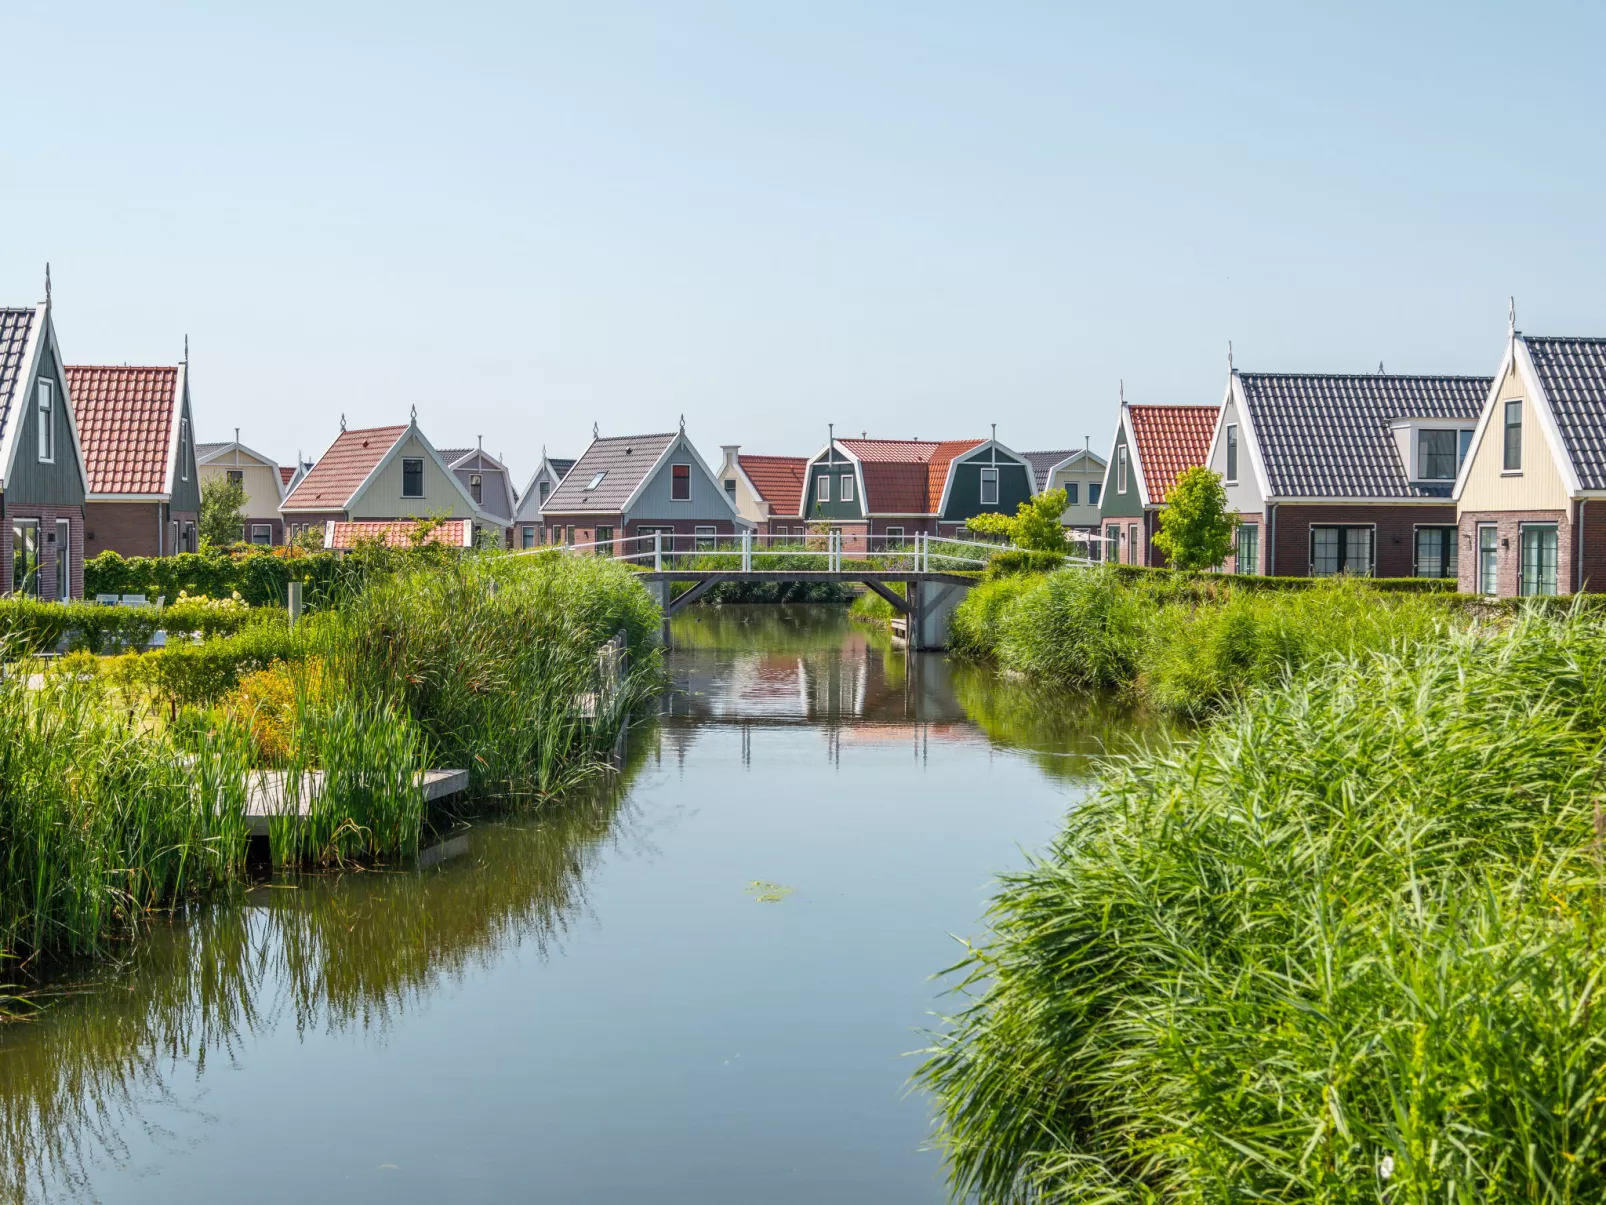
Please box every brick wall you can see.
[1270,503,1458,578]
[1,503,86,599]
[1456,509,1572,596]
[1579,502,1606,593]
[84,501,167,559]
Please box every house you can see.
[323,518,476,550]
[1453,331,1606,596]
[1209,369,1487,577]
[68,359,202,560]
[511,450,576,549]
[280,414,506,545]
[1097,403,1219,566]
[0,298,89,599]
[197,433,288,545]
[435,442,518,533]
[716,446,807,536]
[538,426,748,556]
[1023,447,1108,551]
[799,435,1034,545]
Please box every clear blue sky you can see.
[5,1,1603,481]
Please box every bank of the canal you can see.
[0,605,1152,1205]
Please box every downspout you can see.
[1267,502,1276,576]
[1578,498,1586,593]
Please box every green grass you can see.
[920,609,1606,1203]
[951,566,1459,716]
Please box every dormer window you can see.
[1418,429,1458,480]
[1504,401,1523,471]
[586,471,606,491]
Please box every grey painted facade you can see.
[622,432,743,524]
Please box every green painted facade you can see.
[805,451,863,522]
[940,454,1032,522]
[1098,421,1145,520]
[5,336,86,507]
[168,384,201,512]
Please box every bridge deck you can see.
[637,570,977,585]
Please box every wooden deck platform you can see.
[243,768,469,836]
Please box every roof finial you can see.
[679,413,686,433]
[1227,340,1234,372]
[44,262,51,307]
[1509,295,1517,337]
[183,333,189,364]
[410,403,417,423]
[339,413,347,433]
[477,433,483,451]
[829,422,835,448]
[1119,379,1125,405]
[592,421,599,440]
[991,422,997,443]
[235,426,240,445]
[1378,360,1385,374]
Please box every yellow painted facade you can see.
[198,447,282,521]
[1458,360,1570,513]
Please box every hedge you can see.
[0,597,278,655]
[1106,563,1460,593]
[84,548,345,608]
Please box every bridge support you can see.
[906,578,970,652]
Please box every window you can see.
[1478,525,1499,595]
[521,526,536,549]
[886,526,905,548]
[1089,482,1101,506]
[1117,445,1128,494]
[250,524,272,546]
[1127,523,1139,565]
[1504,400,1522,471]
[402,457,425,498]
[12,519,39,596]
[724,478,737,499]
[470,473,483,504]
[671,463,691,501]
[1520,524,1558,596]
[596,525,614,556]
[183,522,197,553]
[55,518,71,600]
[1235,523,1259,575]
[586,471,607,491]
[840,474,855,503]
[566,526,576,546]
[1310,526,1373,577]
[1105,523,1120,562]
[549,525,560,546]
[1065,483,1079,506]
[695,525,717,551]
[179,417,189,480]
[980,467,999,506]
[1414,526,1458,578]
[1225,424,1238,483]
[1458,428,1474,470]
[227,469,244,486]
[37,381,53,463]
[539,480,551,504]
[816,474,831,503]
[1418,430,1458,480]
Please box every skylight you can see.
[585,471,606,490]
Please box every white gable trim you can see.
[1203,373,1274,501]
[1451,342,1514,501]
[619,430,749,524]
[1516,337,1583,496]
[0,304,47,491]
[198,440,287,501]
[935,440,1019,516]
[1040,448,1107,490]
[804,441,870,517]
[162,365,187,497]
[1115,404,1154,509]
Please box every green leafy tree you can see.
[1152,466,1238,570]
[198,475,248,547]
[967,488,1070,553]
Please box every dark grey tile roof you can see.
[437,447,473,465]
[0,308,38,454]
[549,457,575,479]
[1239,372,1490,499]
[1023,450,1075,483]
[194,441,229,459]
[1524,336,1606,491]
[543,432,675,515]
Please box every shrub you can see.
[985,549,1066,579]
[920,612,1606,1203]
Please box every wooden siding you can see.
[5,337,87,508]
[940,452,1032,522]
[1212,392,1265,513]
[804,449,865,521]
[1099,422,1145,519]
[1458,360,1570,514]
[1046,459,1106,526]
[169,387,201,513]
[350,435,477,520]
[199,448,282,521]
[624,433,739,523]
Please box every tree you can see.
[1152,466,1238,570]
[967,488,1070,553]
[198,475,248,547]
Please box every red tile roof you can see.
[738,454,807,516]
[279,465,295,486]
[837,438,986,513]
[67,365,180,496]
[325,518,474,550]
[282,425,408,511]
[1125,404,1219,504]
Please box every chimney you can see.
[720,444,740,471]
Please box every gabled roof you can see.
[549,457,576,479]
[0,308,39,464]
[737,454,807,516]
[834,438,986,513]
[279,465,296,487]
[1123,404,1219,506]
[324,518,475,550]
[542,432,678,515]
[1521,337,1606,491]
[1023,447,1106,491]
[67,364,187,497]
[195,440,228,460]
[436,447,472,464]
[1235,373,1487,499]
[282,425,408,511]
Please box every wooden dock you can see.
[243,768,469,836]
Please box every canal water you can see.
[0,606,1148,1205]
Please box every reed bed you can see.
[920,610,1606,1203]
[950,566,1457,715]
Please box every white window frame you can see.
[1064,482,1078,506]
[694,525,718,551]
[816,474,831,503]
[1127,522,1139,565]
[885,525,905,548]
[1225,424,1237,484]
[401,457,425,498]
[586,471,607,491]
[980,466,999,506]
[1503,400,1523,473]
[250,523,272,546]
[55,517,71,600]
[470,472,483,503]
[1411,524,1459,579]
[670,463,692,502]
[1117,445,1128,494]
[1477,523,1499,596]
[179,417,189,480]
[840,473,855,503]
[37,380,54,464]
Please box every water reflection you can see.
[0,605,1160,1205]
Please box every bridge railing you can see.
[513,529,1101,573]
